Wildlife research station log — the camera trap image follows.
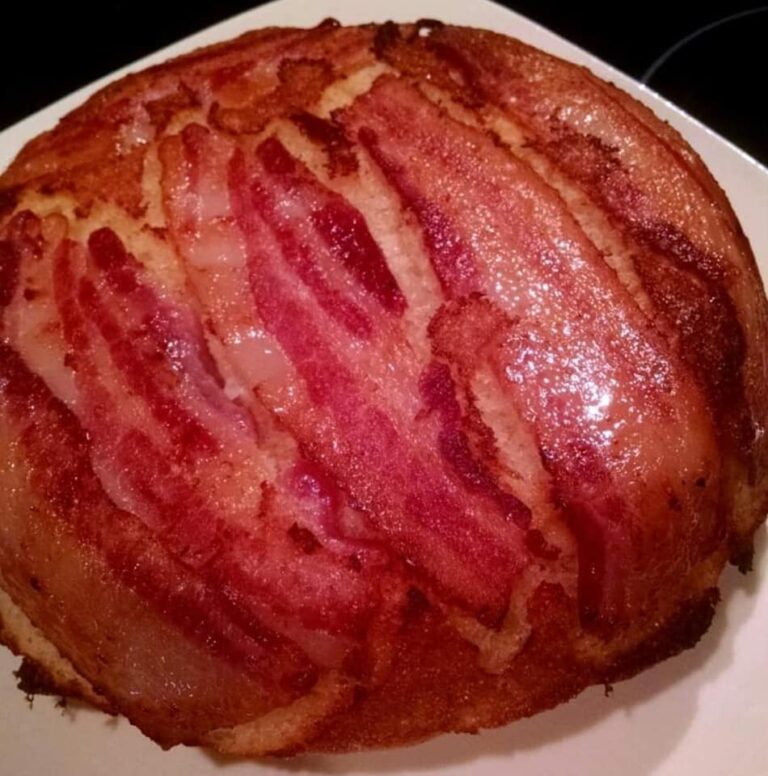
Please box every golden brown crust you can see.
[303,583,721,754]
[0,585,112,711]
[0,19,765,757]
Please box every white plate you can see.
[1,2,766,775]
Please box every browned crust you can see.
[0,19,764,757]
[0,585,112,712]
[0,568,723,755]
[300,582,721,754]
[14,657,78,699]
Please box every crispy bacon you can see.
[396,25,768,538]
[0,340,316,742]
[0,21,766,756]
[161,124,531,617]
[1,209,383,672]
[342,76,722,623]
[66,234,381,654]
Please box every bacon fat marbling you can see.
[0,19,766,756]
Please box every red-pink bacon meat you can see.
[0,19,765,757]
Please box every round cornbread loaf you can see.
[0,19,766,756]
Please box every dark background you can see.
[1,1,766,165]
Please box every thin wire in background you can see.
[641,5,768,84]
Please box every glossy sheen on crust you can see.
[0,20,766,756]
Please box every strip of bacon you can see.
[419,360,530,527]
[413,26,768,487]
[342,76,722,624]
[0,240,18,307]
[0,204,387,670]
[160,125,531,619]
[247,151,374,339]
[237,149,528,612]
[356,127,478,298]
[258,136,406,315]
[398,25,745,268]
[0,341,321,742]
[66,234,380,657]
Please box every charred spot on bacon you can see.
[0,19,766,756]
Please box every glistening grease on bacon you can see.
[0,341,321,741]
[376,24,766,541]
[342,75,722,625]
[160,123,531,620]
[230,140,529,617]
[1,21,766,756]
[0,205,386,678]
